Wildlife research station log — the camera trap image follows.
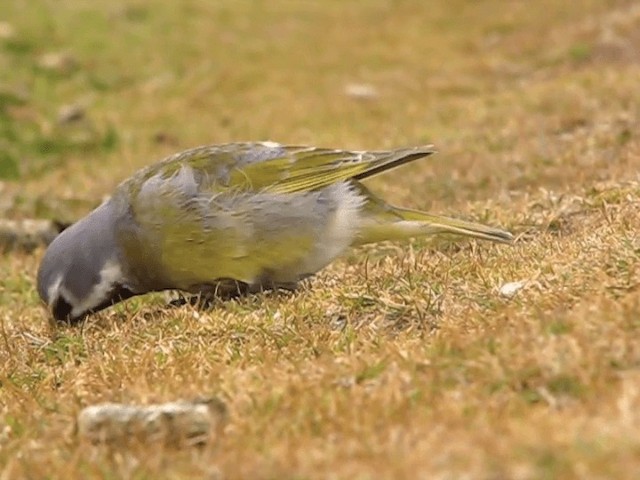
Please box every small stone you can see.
[0,22,15,40]
[499,280,528,298]
[77,398,227,447]
[37,52,78,75]
[0,219,62,252]
[344,83,379,100]
[57,104,86,124]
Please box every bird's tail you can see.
[354,196,513,246]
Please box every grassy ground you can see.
[2,0,640,478]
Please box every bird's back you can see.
[114,144,370,292]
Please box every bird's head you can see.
[36,201,136,322]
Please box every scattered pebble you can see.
[0,22,15,40]
[152,131,179,145]
[37,51,78,75]
[499,280,528,298]
[344,83,379,100]
[0,219,62,252]
[57,103,86,124]
[329,315,347,331]
[0,425,11,446]
[77,398,227,447]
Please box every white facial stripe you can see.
[47,275,63,307]
[62,260,124,318]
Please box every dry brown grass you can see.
[2,0,640,478]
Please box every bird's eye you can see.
[52,296,73,321]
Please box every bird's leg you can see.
[168,280,250,308]
[250,269,311,295]
[168,277,305,311]
[247,281,300,294]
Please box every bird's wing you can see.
[228,144,437,194]
[131,142,437,195]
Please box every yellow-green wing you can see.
[226,144,437,193]
[124,142,436,196]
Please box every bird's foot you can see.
[167,279,302,310]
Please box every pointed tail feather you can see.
[352,146,437,181]
[356,206,513,246]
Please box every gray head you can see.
[37,200,136,322]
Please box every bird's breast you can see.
[278,182,365,281]
[123,177,366,290]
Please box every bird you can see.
[37,141,513,322]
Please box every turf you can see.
[1,0,640,478]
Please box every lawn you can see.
[1,0,640,478]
